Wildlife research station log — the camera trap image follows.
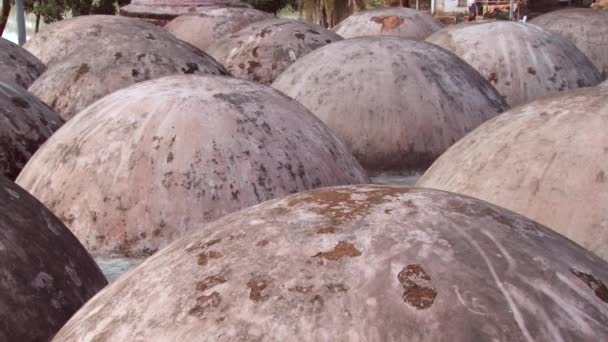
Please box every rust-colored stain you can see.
[287,187,406,226]
[196,274,227,292]
[398,264,437,309]
[488,72,498,83]
[247,275,271,302]
[314,241,362,261]
[316,226,336,234]
[370,16,405,33]
[198,250,222,266]
[571,268,608,303]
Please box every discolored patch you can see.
[326,283,348,293]
[189,291,221,316]
[316,226,336,234]
[287,187,406,226]
[398,264,437,309]
[528,67,537,75]
[247,275,271,302]
[314,241,361,261]
[197,250,222,266]
[370,16,405,33]
[10,97,30,109]
[74,63,90,82]
[289,285,313,293]
[488,72,498,83]
[256,239,269,247]
[196,274,227,292]
[570,268,608,303]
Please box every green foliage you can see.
[242,0,298,13]
[24,0,127,25]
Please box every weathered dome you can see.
[52,185,608,341]
[26,15,228,120]
[0,38,45,88]
[333,7,444,40]
[0,82,63,180]
[530,9,608,80]
[0,176,107,342]
[426,21,601,106]
[165,8,273,51]
[120,0,252,26]
[418,86,608,261]
[272,37,509,174]
[17,75,368,258]
[208,19,342,85]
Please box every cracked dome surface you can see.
[530,8,608,80]
[0,38,45,89]
[52,185,608,341]
[426,21,601,106]
[333,7,444,40]
[0,81,63,180]
[26,15,228,120]
[208,18,342,85]
[0,176,107,342]
[418,87,608,261]
[272,37,509,175]
[17,75,368,258]
[165,8,273,51]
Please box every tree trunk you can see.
[35,13,40,33]
[0,0,11,37]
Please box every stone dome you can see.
[0,176,107,342]
[17,75,368,258]
[333,7,444,40]
[417,86,608,261]
[52,185,608,341]
[120,0,252,26]
[0,38,45,88]
[0,81,63,180]
[272,37,509,175]
[165,8,273,51]
[208,19,342,85]
[426,21,601,106]
[26,15,228,120]
[530,8,608,80]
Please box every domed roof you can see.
[17,75,368,258]
[530,8,608,80]
[208,19,342,85]
[165,8,273,51]
[272,37,509,174]
[333,7,444,40]
[26,15,228,120]
[418,86,608,261]
[0,176,107,342]
[52,185,608,341]
[0,38,45,88]
[0,81,63,180]
[426,21,601,106]
[120,0,252,25]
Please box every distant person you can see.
[469,0,478,21]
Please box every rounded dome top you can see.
[426,21,601,106]
[120,0,252,25]
[418,86,608,261]
[0,176,107,342]
[0,81,63,180]
[26,15,228,120]
[530,8,608,79]
[52,185,608,341]
[165,7,273,51]
[0,38,45,88]
[208,19,342,85]
[333,7,445,40]
[17,75,368,258]
[272,37,509,174]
